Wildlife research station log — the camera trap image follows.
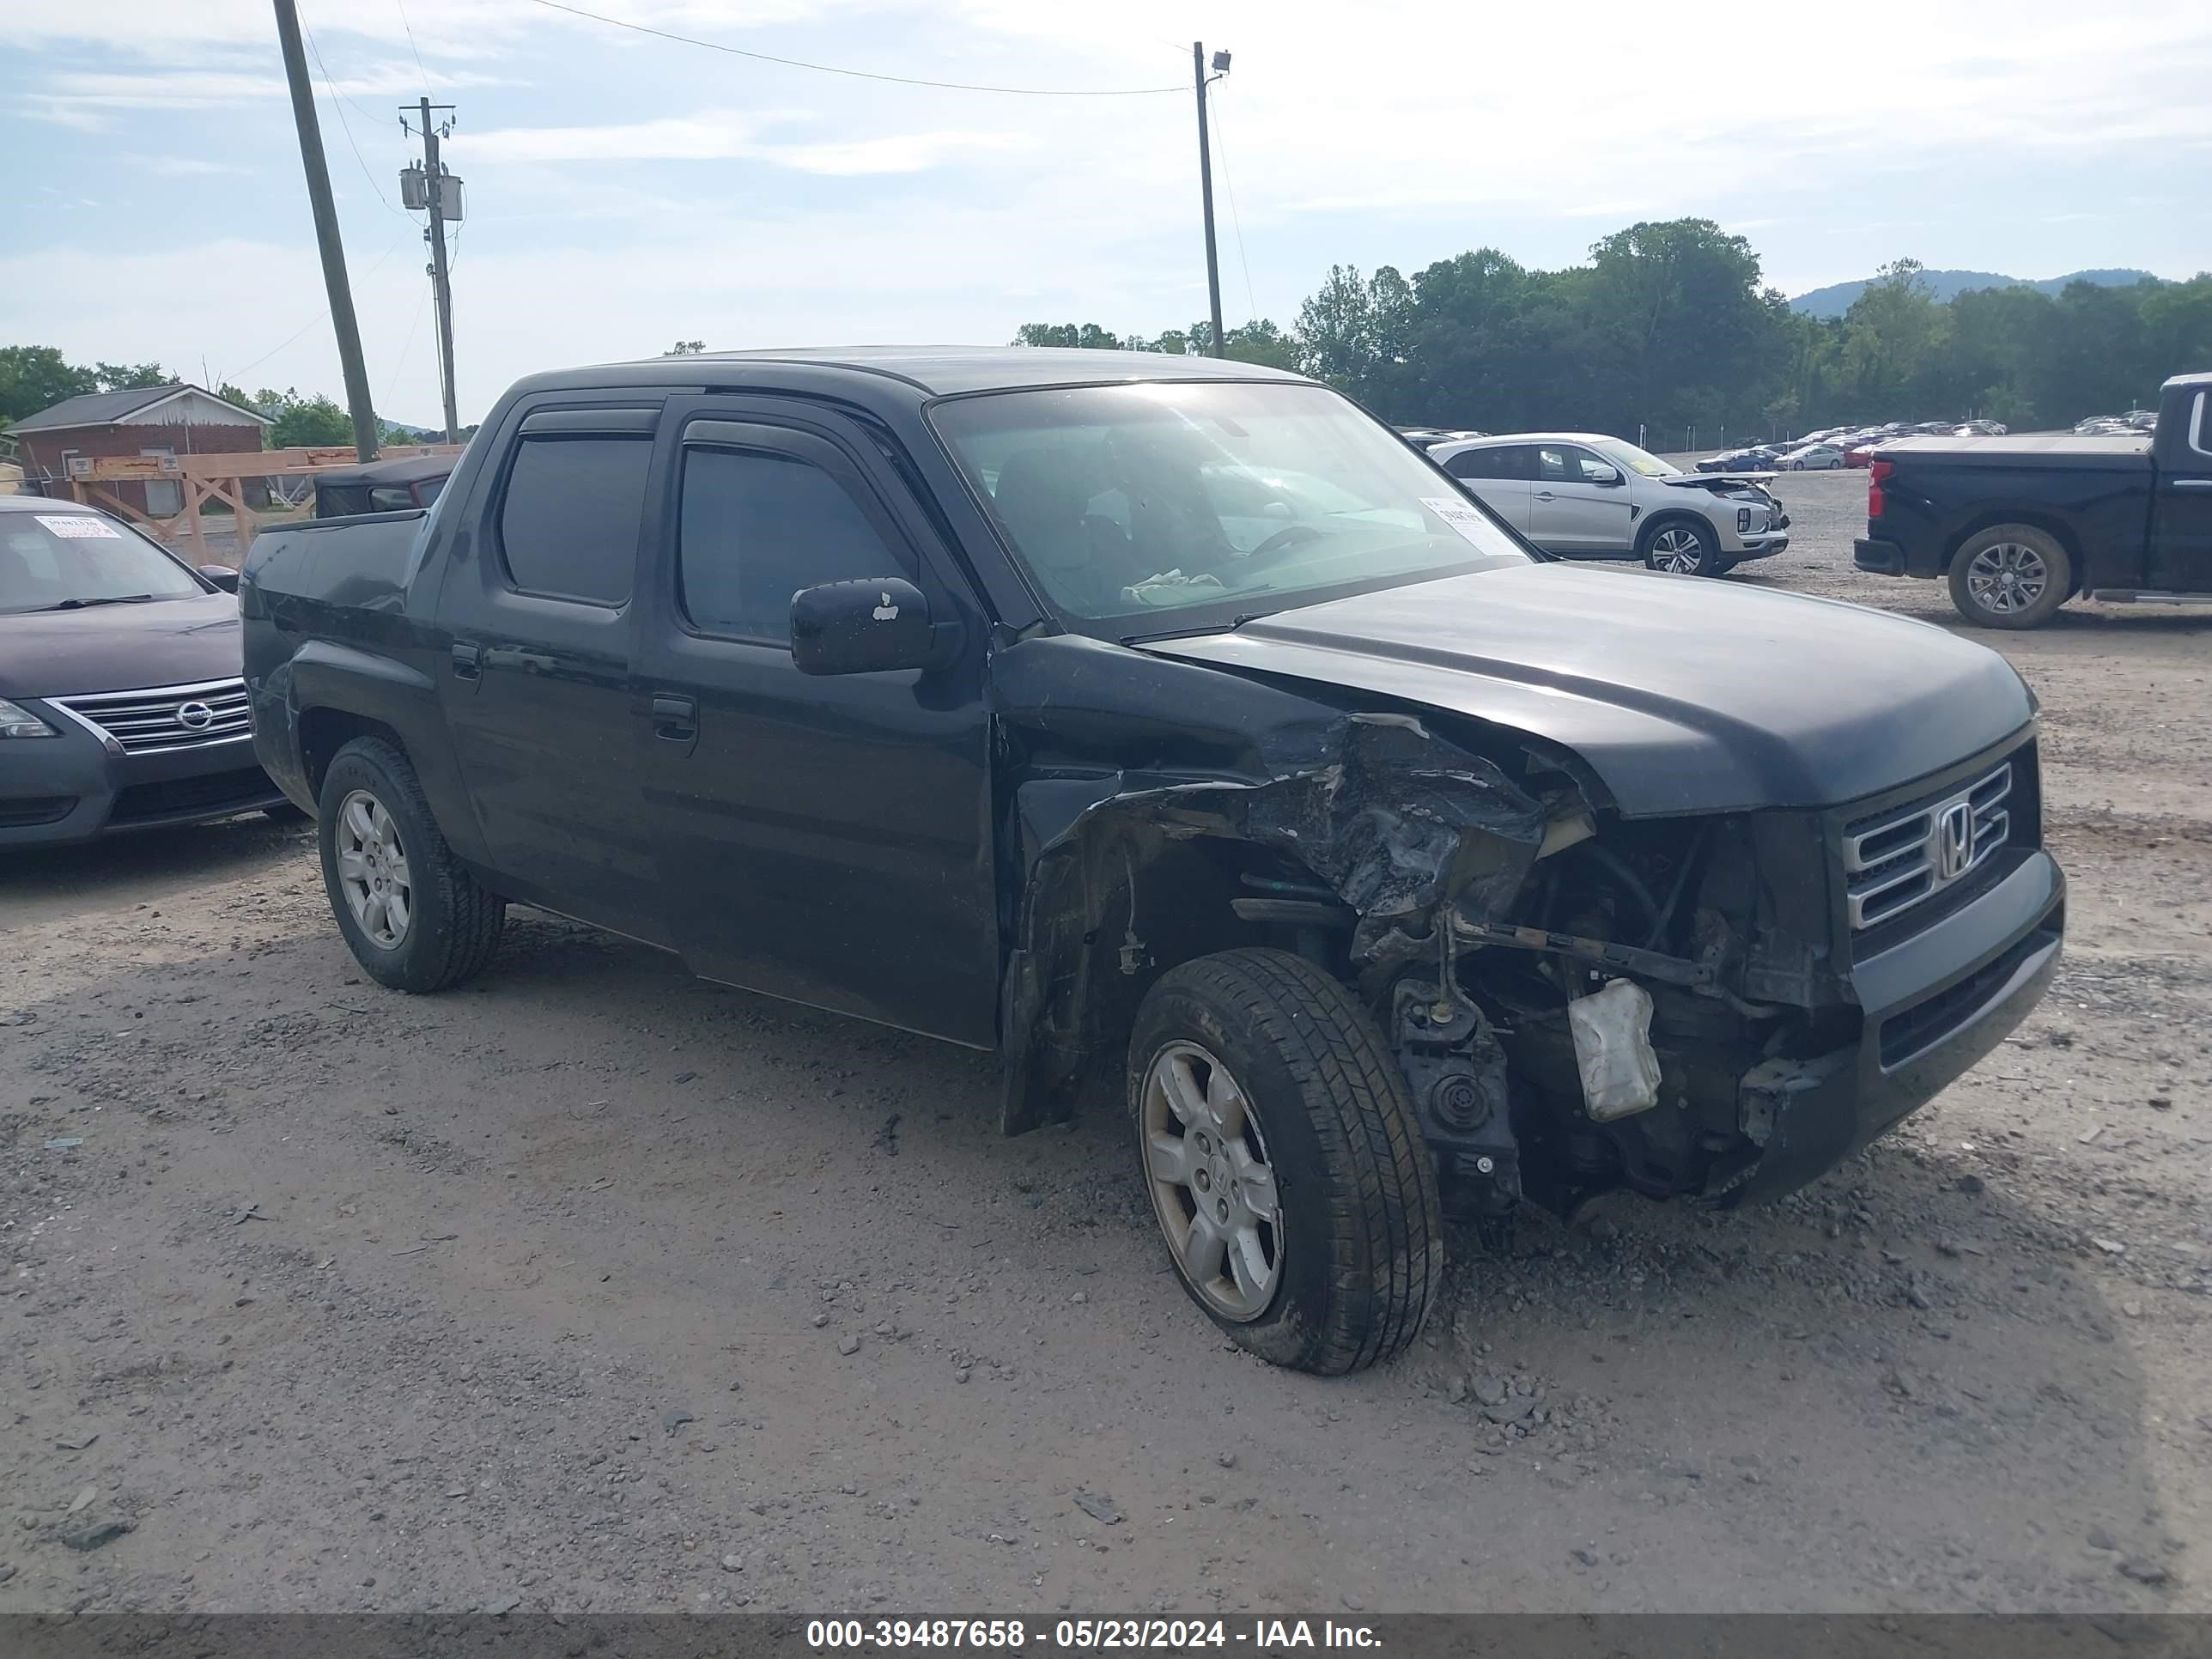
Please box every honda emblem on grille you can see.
[1936,801,1974,883]
[173,701,216,731]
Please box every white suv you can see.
[1431,432,1790,577]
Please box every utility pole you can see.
[407,98,462,444]
[272,0,378,460]
[1192,43,1227,359]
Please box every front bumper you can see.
[1729,530,1790,562]
[0,709,284,848]
[1729,849,2063,1201]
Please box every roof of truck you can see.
[596,345,1311,397]
[313,454,455,489]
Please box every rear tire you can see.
[318,737,504,992]
[1947,524,2072,629]
[1129,948,1443,1375]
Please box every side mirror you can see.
[1588,465,1625,487]
[791,577,937,676]
[199,565,240,592]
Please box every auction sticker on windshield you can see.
[35,515,124,539]
[1422,497,1497,547]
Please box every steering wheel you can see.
[1242,523,1326,562]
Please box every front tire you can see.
[1643,518,1721,577]
[318,737,505,992]
[1129,949,1442,1375]
[1948,525,2072,629]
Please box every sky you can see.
[4,0,2209,428]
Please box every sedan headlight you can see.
[0,697,62,738]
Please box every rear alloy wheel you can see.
[1129,949,1442,1375]
[1644,520,1720,577]
[1948,524,2072,629]
[319,737,505,992]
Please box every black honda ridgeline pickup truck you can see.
[1856,369,2212,628]
[242,349,2064,1373]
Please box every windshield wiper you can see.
[37,594,155,611]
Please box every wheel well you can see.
[297,708,407,800]
[1942,513,2084,592]
[1003,827,1344,1133]
[1636,510,1711,554]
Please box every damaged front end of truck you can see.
[993,636,1869,1234]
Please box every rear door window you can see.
[1448,447,1529,481]
[497,435,653,606]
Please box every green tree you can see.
[667,340,706,356]
[1221,319,1301,372]
[0,345,98,425]
[259,388,353,448]
[94,361,171,391]
[1838,259,1951,416]
[1012,323,1127,349]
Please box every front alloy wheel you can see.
[1140,1042,1284,1321]
[335,788,411,949]
[1647,526,1707,575]
[1128,949,1441,1373]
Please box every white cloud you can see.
[141,156,258,177]
[466,110,1022,173]
[17,60,504,127]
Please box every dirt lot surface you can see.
[3,468,2208,1614]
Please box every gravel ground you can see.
[3,467,2207,1614]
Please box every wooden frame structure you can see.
[58,444,464,563]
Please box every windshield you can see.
[0,510,205,615]
[930,380,1531,635]
[1587,437,1679,478]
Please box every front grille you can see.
[1844,762,2011,933]
[108,767,275,825]
[52,678,252,754]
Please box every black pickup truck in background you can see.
[241,348,2064,1373]
[1856,369,2212,628]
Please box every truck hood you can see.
[1,592,242,700]
[1141,563,2033,816]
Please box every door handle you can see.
[1535,491,1557,501]
[450,641,482,680]
[2173,477,2212,490]
[651,695,698,742]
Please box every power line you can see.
[385,283,430,406]
[392,0,432,93]
[303,21,404,215]
[1207,82,1260,324]
[521,0,1184,95]
[225,231,410,383]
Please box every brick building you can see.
[9,384,270,515]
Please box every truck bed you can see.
[1877,433,2150,470]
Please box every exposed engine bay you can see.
[997,675,1869,1237]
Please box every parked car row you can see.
[1698,418,2008,474]
[2072,410,2159,437]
